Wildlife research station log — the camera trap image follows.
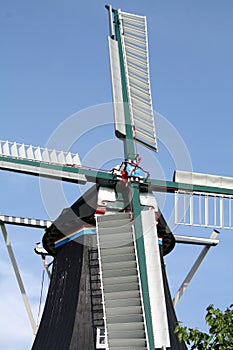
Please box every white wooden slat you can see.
[96,212,148,349]
[125,45,147,58]
[135,129,156,145]
[134,119,156,134]
[123,23,146,35]
[127,66,148,81]
[175,190,233,230]
[127,51,149,67]
[220,197,224,228]
[18,144,26,158]
[119,10,157,151]
[142,210,171,348]
[125,45,147,59]
[11,142,18,157]
[34,147,42,161]
[0,139,86,184]
[130,95,151,109]
[3,141,10,156]
[65,152,73,165]
[132,103,153,118]
[124,41,146,53]
[50,150,58,163]
[130,88,151,103]
[130,82,150,98]
[42,149,50,163]
[133,111,155,126]
[72,154,82,166]
[124,28,146,40]
[57,151,66,165]
[127,58,148,73]
[26,145,34,160]
[121,15,145,24]
[127,62,148,76]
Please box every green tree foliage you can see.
[174,304,233,350]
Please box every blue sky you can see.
[0,1,233,349]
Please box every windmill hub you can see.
[111,160,149,184]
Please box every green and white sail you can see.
[108,9,158,152]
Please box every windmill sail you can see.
[32,185,187,349]
[108,10,158,152]
[174,170,233,229]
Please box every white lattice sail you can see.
[108,10,157,152]
[174,171,233,230]
[0,140,86,184]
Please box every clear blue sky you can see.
[0,1,233,349]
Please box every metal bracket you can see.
[173,230,220,307]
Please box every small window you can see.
[96,328,106,349]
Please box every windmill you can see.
[0,4,232,350]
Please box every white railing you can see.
[175,190,233,230]
[0,140,82,167]
[0,214,51,228]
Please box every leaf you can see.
[175,303,233,349]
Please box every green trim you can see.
[131,183,155,350]
[149,178,233,196]
[113,9,136,160]
[2,155,233,196]
[0,155,115,187]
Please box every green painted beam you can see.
[149,178,233,196]
[2,155,233,196]
[130,183,155,350]
[113,9,155,349]
[0,155,115,187]
[113,9,136,160]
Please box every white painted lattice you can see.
[120,11,157,151]
[175,191,233,230]
[0,140,82,167]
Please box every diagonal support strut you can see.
[173,230,220,307]
[0,223,37,335]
